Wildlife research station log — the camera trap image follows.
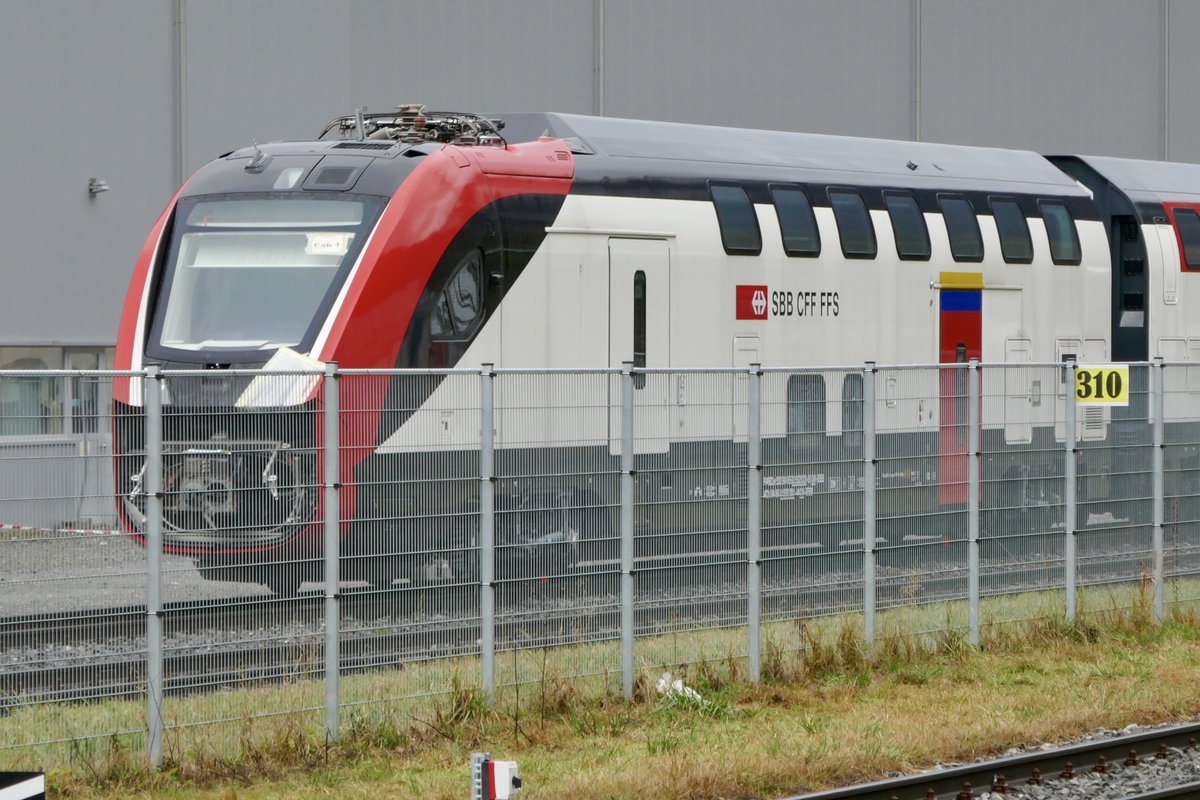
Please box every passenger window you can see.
[938,195,983,262]
[1039,201,1081,265]
[786,373,826,449]
[770,185,820,256]
[883,191,930,260]
[989,198,1033,264]
[711,183,762,255]
[633,270,646,389]
[429,249,483,339]
[828,189,876,259]
[1170,207,1200,270]
[841,373,863,450]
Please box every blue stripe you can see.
[940,290,981,312]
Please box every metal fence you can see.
[1,361,1198,766]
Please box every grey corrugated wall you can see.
[0,0,1193,346]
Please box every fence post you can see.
[480,364,496,698]
[323,362,340,741]
[747,364,762,682]
[968,360,980,646]
[143,365,164,769]
[1064,362,1077,623]
[620,362,635,699]
[862,363,876,650]
[1152,358,1165,623]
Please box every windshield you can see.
[150,195,384,356]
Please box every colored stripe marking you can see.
[940,290,982,312]
[939,271,984,289]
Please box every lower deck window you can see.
[787,374,825,448]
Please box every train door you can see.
[938,286,982,504]
[1111,215,1149,363]
[731,334,759,441]
[608,238,671,454]
[1002,338,1033,445]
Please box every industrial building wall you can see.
[0,0,1195,354]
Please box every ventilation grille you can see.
[332,141,394,151]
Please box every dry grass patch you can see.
[13,584,1200,799]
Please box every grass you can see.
[7,579,1200,799]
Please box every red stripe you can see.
[318,140,573,367]
[938,306,981,506]
[113,186,187,403]
[1163,202,1200,271]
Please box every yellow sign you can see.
[1074,365,1129,406]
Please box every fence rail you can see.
[1,359,1198,767]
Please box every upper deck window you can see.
[989,198,1033,264]
[884,191,930,260]
[1168,206,1200,270]
[710,183,762,255]
[1038,200,1082,265]
[938,195,984,262]
[829,189,876,259]
[770,185,820,256]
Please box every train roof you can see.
[496,112,1091,196]
[1065,154,1200,205]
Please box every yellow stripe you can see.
[939,271,984,289]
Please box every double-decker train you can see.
[113,105,1200,593]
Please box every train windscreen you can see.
[149,194,383,357]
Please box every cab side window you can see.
[430,249,484,338]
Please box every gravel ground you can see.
[1,534,267,615]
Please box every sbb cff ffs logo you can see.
[736,285,841,319]
[736,285,769,320]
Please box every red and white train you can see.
[113,106,1200,592]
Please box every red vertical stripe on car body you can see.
[1163,202,1200,271]
[938,292,982,506]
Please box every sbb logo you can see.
[736,285,769,320]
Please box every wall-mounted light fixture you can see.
[87,178,110,198]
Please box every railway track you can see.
[3,544,1197,706]
[786,721,1200,799]
[0,591,744,707]
[5,539,1191,651]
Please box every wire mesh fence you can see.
[0,361,1198,765]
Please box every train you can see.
[112,104,1200,594]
